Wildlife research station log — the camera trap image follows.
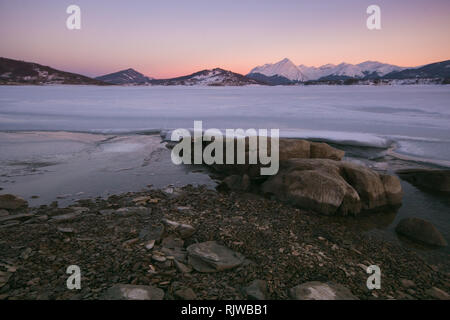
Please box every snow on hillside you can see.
[249,58,306,82]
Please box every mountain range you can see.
[247,58,413,84]
[1,56,449,86]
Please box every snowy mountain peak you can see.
[251,59,408,81]
[249,58,305,82]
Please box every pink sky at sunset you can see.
[0,0,449,78]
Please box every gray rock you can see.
[139,224,164,242]
[57,227,74,233]
[175,288,197,300]
[0,209,9,217]
[0,213,34,223]
[243,280,267,300]
[116,206,151,216]
[425,287,450,300]
[0,194,28,210]
[397,169,450,193]
[187,241,245,273]
[289,281,358,300]
[174,260,192,273]
[50,212,81,223]
[162,218,195,239]
[220,174,251,192]
[101,284,164,300]
[396,218,447,247]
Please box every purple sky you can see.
[0,0,449,78]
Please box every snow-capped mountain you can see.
[96,68,153,85]
[0,57,107,85]
[149,68,262,86]
[248,58,407,82]
[249,58,306,82]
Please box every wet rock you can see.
[187,241,245,273]
[116,206,151,216]
[161,236,184,249]
[310,142,345,161]
[174,260,192,273]
[425,287,450,300]
[400,279,415,288]
[50,212,81,223]
[243,280,267,300]
[219,174,250,192]
[139,224,164,242]
[289,281,358,300]
[162,218,195,239]
[397,169,450,193]
[57,227,74,234]
[175,288,197,300]
[0,194,28,210]
[395,218,447,247]
[262,159,402,216]
[0,209,9,217]
[101,284,164,300]
[0,213,34,223]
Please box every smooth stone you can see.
[187,241,245,273]
[50,212,81,223]
[425,287,450,300]
[397,169,450,193]
[174,288,197,300]
[101,284,164,300]
[116,206,151,216]
[289,281,358,300]
[0,194,28,210]
[162,218,196,239]
[0,213,34,223]
[395,218,448,247]
[0,209,9,217]
[57,227,74,233]
[243,280,267,300]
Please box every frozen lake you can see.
[1,85,450,167]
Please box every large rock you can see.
[205,138,344,178]
[397,169,450,193]
[101,284,164,300]
[262,159,402,216]
[0,194,28,210]
[395,218,447,247]
[219,174,250,191]
[187,241,245,273]
[310,142,345,161]
[289,281,358,300]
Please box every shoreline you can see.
[0,185,449,300]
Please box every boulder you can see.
[101,284,164,300]
[187,241,245,273]
[243,280,267,300]
[310,142,345,161]
[262,159,402,216]
[395,218,447,247]
[0,194,28,210]
[396,169,450,193]
[289,281,358,300]
[219,174,250,191]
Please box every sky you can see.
[0,0,449,78]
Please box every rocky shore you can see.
[0,137,449,300]
[0,185,449,300]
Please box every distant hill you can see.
[95,68,153,85]
[149,68,263,86]
[383,60,450,80]
[0,57,107,85]
[246,72,295,85]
